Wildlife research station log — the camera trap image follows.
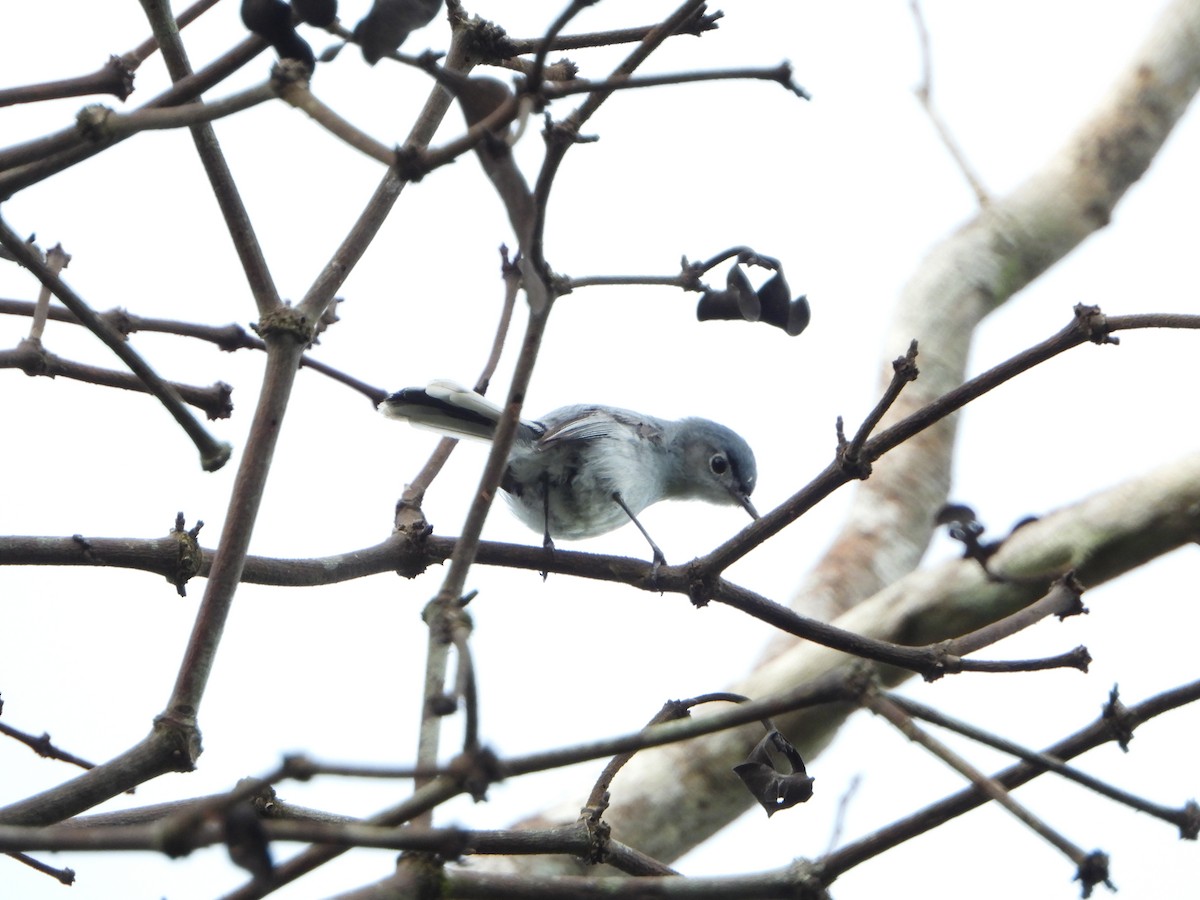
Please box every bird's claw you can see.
[648,549,667,591]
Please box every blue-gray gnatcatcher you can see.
[379,380,759,563]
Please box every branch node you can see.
[449,746,502,803]
[1073,303,1119,346]
[393,143,432,182]
[76,104,117,142]
[685,565,716,607]
[581,810,612,864]
[252,304,315,344]
[282,752,318,782]
[1102,685,1137,752]
[1073,849,1115,898]
[1179,799,1200,841]
[893,339,920,383]
[169,513,205,597]
[104,54,136,100]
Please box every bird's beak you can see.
[737,491,759,520]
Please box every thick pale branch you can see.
[777,0,1200,633]
[498,457,1200,868]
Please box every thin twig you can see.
[954,645,1092,675]
[529,0,711,273]
[413,304,553,813]
[840,340,920,472]
[0,36,267,199]
[396,250,522,532]
[945,574,1086,657]
[124,0,224,68]
[543,62,810,100]
[0,297,388,404]
[0,340,233,419]
[864,692,1100,874]
[908,0,990,204]
[0,721,97,772]
[526,0,596,98]
[817,682,1200,887]
[273,66,396,165]
[567,273,690,290]
[74,81,276,138]
[500,8,722,56]
[137,0,282,316]
[28,243,69,341]
[0,218,232,469]
[697,308,1200,577]
[0,57,135,108]
[164,326,309,720]
[221,778,464,899]
[294,22,478,325]
[887,692,1200,835]
[1,68,274,174]
[2,851,75,884]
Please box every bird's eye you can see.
[709,453,729,475]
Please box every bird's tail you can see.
[378,380,509,441]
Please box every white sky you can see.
[1,1,1197,898]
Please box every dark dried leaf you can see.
[733,730,814,817]
[781,293,810,336]
[696,289,737,321]
[935,502,991,565]
[697,265,810,335]
[725,264,761,321]
[224,803,273,879]
[757,270,810,335]
[293,0,337,27]
[354,0,444,65]
[241,0,290,36]
[274,31,316,69]
[935,503,982,536]
[756,270,789,322]
[241,0,315,69]
[457,77,511,128]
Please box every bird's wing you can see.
[535,407,662,450]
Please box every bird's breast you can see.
[501,436,665,540]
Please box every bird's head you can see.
[671,419,759,519]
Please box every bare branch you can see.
[0,218,232,468]
[0,339,233,419]
[137,0,282,316]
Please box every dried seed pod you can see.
[757,272,811,336]
[293,0,337,27]
[733,730,814,817]
[240,0,315,70]
[353,0,443,65]
[726,264,761,322]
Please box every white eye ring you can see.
[709,453,729,475]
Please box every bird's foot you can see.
[540,533,556,581]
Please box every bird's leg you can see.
[612,491,667,580]
[540,473,554,580]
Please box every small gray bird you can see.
[379,380,759,563]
